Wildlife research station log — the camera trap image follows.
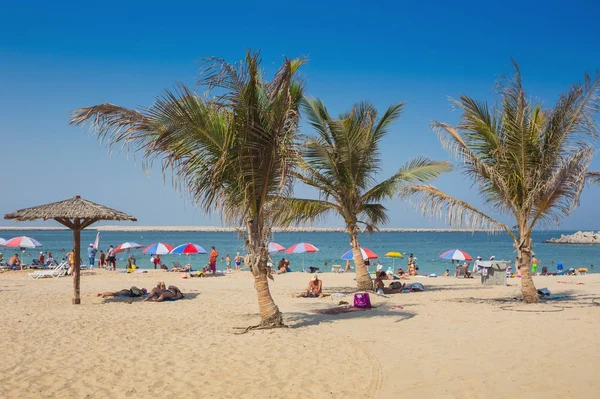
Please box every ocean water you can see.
[1,229,597,274]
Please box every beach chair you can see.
[172,261,182,269]
[32,259,49,269]
[455,265,467,278]
[28,262,68,279]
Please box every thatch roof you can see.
[4,196,137,222]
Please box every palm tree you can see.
[402,62,600,303]
[70,52,305,328]
[277,98,452,290]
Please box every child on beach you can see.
[225,254,231,272]
[234,252,242,271]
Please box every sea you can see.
[1,229,597,274]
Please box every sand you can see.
[0,269,598,399]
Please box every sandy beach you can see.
[0,270,598,399]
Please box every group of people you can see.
[97,281,184,302]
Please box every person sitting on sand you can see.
[97,286,147,298]
[443,269,450,277]
[299,274,323,298]
[160,264,169,271]
[308,266,320,273]
[277,258,291,274]
[151,285,184,302]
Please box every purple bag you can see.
[353,292,372,308]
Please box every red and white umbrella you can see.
[267,242,286,253]
[440,249,472,261]
[4,236,43,249]
[142,242,174,255]
[286,242,319,272]
[341,247,378,260]
[286,242,319,254]
[114,242,143,253]
[170,243,208,255]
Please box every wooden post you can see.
[72,218,81,305]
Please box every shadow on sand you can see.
[284,305,417,328]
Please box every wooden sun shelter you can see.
[4,195,136,304]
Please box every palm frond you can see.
[400,185,514,237]
[271,197,337,226]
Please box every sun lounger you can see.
[28,262,67,279]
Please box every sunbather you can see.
[374,271,405,294]
[298,274,323,298]
[170,264,192,272]
[8,254,22,269]
[144,282,167,301]
[97,286,147,298]
[152,285,184,302]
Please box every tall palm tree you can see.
[70,52,305,328]
[277,98,452,290]
[402,62,600,303]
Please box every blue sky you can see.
[1,0,599,229]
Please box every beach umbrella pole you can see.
[72,219,81,305]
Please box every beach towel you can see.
[353,293,372,308]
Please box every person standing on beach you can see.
[88,243,98,267]
[99,250,105,268]
[225,254,231,272]
[234,252,242,271]
[209,246,218,273]
[531,255,539,275]
[106,245,116,270]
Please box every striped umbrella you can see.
[286,242,319,254]
[267,242,286,253]
[286,242,319,272]
[142,242,174,255]
[170,243,208,255]
[4,236,43,249]
[440,249,473,261]
[341,247,378,260]
[114,242,143,253]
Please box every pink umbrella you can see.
[267,242,286,253]
[286,242,319,272]
[113,242,143,254]
[440,249,472,261]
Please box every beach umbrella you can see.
[4,195,136,305]
[4,236,43,249]
[341,247,378,261]
[171,243,208,255]
[142,242,174,255]
[385,251,403,267]
[440,249,473,261]
[267,242,286,253]
[113,242,143,253]
[285,242,319,272]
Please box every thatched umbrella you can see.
[4,195,136,304]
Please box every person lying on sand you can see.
[170,264,192,272]
[144,282,167,301]
[374,271,406,294]
[97,286,147,298]
[152,285,184,302]
[298,274,323,298]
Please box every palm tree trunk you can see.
[246,219,284,328]
[517,237,538,303]
[349,227,372,290]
